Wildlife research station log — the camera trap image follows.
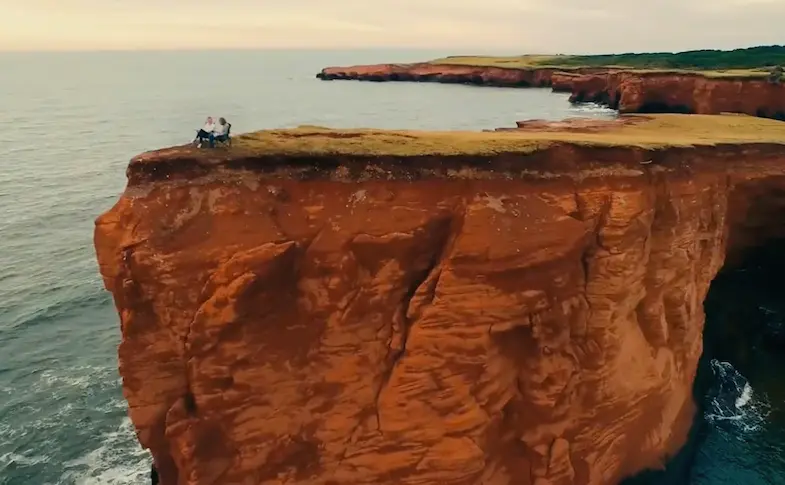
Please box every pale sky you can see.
[1,0,783,53]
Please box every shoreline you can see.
[316,60,785,120]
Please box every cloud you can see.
[0,0,783,52]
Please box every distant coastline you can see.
[317,45,785,120]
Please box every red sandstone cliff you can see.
[318,64,785,120]
[317,63,607,88]
[94,122,785,485]
[567,71,785,118]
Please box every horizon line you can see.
[0,43,782,56]
[0,46,525,54]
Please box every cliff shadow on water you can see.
[624,238,785,485]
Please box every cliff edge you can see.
[317,63,785,120]
[95,115,785,485]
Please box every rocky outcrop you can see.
[550,73,582,93]
[566,74,616,105]
[94,120,785,485]
[317,64,785,120]
[568,72,785,118]
[317,63,606,88]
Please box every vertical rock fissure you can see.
[636,172,670,351]
[374,210,463,432]
[578,196,612,316]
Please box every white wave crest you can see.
[735,382,753,409]
[704,359,770,434]
[0,451,51,467]
[36,365,117,392]
[59,417,151,485]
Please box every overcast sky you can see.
[1,0,783,53]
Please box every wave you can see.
[58,418,151,485]
[0,360,147,485]
[570,102,618,114]
[703,360,770,434]
[0,364,121,448]
[0,451,50,468]
[0,285,111,334]
[35,365,120,394]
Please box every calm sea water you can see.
[0,50,779,485]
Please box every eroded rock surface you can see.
[95,140,785,485]
[317,63,605,88]
[568,72,785,118]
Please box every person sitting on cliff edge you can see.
[209,117,230,148]
[194,116,215,147]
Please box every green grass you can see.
[430,45,785,78]
[548,45,785,70]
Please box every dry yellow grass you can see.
[227,114,785,157]
[429,56,771,78]
[430,55,575,69]
[610,68,768,78]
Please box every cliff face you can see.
[94,121,785,485]
[318,64,785,120]
[568,72,785,118]
[318,63,606,88]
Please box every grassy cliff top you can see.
[429,45,785,78]
[429,56,770,78]
[134,115,785,164]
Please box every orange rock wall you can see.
[318,63,606,88]
[95,146,785,485]
[568,72,785,117]
[318,64,785,119]
[550,73,584,93]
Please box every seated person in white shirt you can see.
[208,117,230,148]
[195,117,215,146]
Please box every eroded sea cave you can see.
[624,228,785,484]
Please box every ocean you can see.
[0,50,780,485]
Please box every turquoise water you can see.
[0,50,778,485]
[690,245,785,485]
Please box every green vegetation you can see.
[553,45,785,70]
[431,46,785,78]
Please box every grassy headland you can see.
[430,45,785,78]
[151,115,785,160]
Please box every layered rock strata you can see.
[317,63,608,88]
[567,72,785,118]
[94,116,785,485]
[317,63,785,119]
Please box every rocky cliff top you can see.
[128,115,785,185]
[324,60,771,80]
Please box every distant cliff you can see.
[317,63,785,120]
[94,115,785,485]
